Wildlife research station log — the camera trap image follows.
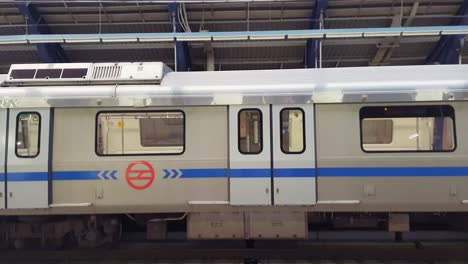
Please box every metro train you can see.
[0,62,467,248]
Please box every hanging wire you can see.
[98,0,102,34]
[175,3,192,33]
[182,3,191,32]
[319,9,324,69]
[246,2,250,32]
[171,4,177,71]
[177,4,186,32]
[24,13,28,35]
[400,0,404,26]
[199,5,205,31]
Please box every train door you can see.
[229,105,271,205]
[0,109,7,209]
[271,105,316,205]
[6,109,51,209]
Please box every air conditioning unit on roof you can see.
[4,62,172,86]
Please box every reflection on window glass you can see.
[360,105,455,152]
[239,109,262,154]
[16,112,40,158]
[281,108,305,153]
[96,111,184,156]
[362,120,393,144]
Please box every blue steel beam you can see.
[168,2,191,71]
[15,1,67,63]
[426,0,468,64]
[305,0,328,68]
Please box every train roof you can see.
[0,63,467,108]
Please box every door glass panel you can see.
[280,108,305,153]
[16,112,41,158]
[238,109,262,154]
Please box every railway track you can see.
[2,241,468,263]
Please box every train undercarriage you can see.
[1,212,468,249]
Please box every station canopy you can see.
[0,0,466,73]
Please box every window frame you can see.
[238,108,263,155]
[280,107,306,154]
[359,105,457,153]
[95,110,186,157]
[15,111,41,159]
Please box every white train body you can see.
[0,62,468,244]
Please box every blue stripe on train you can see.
[180,168,315,178]
[230,168,315,178]
[179,169,227,178]
[1,167,468,181]
[189,167,468,178]
[230,169,271,178]
[0,172,49,181]
[50,168,313,179]
[53,171,100,180]
[274,168,316,177]
[317,167,468,177]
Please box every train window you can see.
[15,112,41,158]
[360,105,456,152]
[96,111,185,156]
[280,108,305,154]
[238,109,262,154]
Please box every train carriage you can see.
[0,62,467,247]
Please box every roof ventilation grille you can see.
[92,65,122,80]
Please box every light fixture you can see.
[0,40,28,44]
[363,32,401,37]
[101,37,138,43]
[326,33,363,38]
[176,36,212,41]
[212,35,248,41]
[28,38,64,43]
[441,30,468,35]
[139,37,175,42]
[402,31,441,36]
[287,33,323,39]
[249,35,286,40]
[65,38,101,43]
